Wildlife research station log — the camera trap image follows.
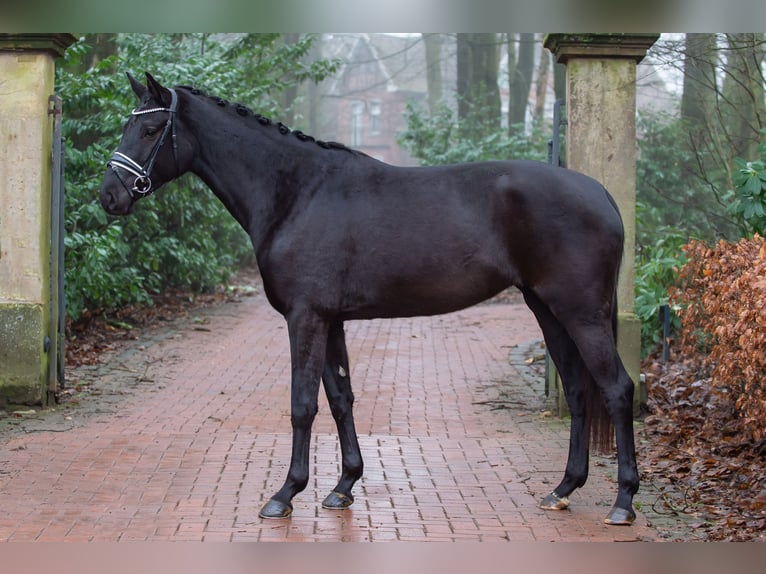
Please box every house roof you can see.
[366,34,429,93]
[322,33,454,97]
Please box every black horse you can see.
[100,73,639,526]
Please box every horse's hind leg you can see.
[563,318,639,525]
[320,321,364,510]
[522,289,590,511]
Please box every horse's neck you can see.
[189,115,321,248]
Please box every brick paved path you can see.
[0,287,658,541]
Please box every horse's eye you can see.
[144,126,159,137]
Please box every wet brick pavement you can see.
[0,287,660,541]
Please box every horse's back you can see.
[383,159,625,289]
[258,158,624,319]
[374,159,622,235]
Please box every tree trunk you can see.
[681,33,718,127]
[457,33,471,123]
[721,33,766,161]
[509,32,535,132]
[64,34,118,150]
[279,33,301,126]
[506,33,517,130]
[423,33,443,115]
[87,33,118,71]
[533,38,550,125]
[456,33,501,138]
[472,33,501,129]
[62,33,117,75]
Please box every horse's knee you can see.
[601,372,634,418]
[291,399,318,428]
[619,374,635,403]
[327,390,354,419]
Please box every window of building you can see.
[369,100,382,135]
[350,100,364,146]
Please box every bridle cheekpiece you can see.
[107,88,179,198]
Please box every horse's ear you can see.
[145,72,172,107]
[127,72,146,99]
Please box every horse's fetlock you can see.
[344,458,364,479]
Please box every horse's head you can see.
[100,72,193,215]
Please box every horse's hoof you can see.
[539,492,570,511]
[259,498,293,519]
[603,506,636,526]
[322,491,354,510]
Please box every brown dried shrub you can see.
[670,234,766,442]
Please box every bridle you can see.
[107,88,179,198]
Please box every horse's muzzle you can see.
[99,183,133,216]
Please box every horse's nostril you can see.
[100,188,118,213]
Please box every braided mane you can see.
[177,85,357,154]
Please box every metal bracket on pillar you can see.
[48,94,66,400]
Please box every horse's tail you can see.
[587,190,621,455]
[587,300,617,455]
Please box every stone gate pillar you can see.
[0,33,77,407]
[544,33,659,413]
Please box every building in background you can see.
[314,33,455,166]
[301,33,674,167]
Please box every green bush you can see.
[636,112,740,244]
[64,224,150,319]
[633,112,744,356]
[729,129,766,236]
[398,102,548,166]
[634,125,766,357]
[634,222,687,355]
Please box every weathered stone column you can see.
[544,33,659,413]
[0,33,76,406]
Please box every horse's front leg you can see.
[259,310,329,519]
[320,321,364,510]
